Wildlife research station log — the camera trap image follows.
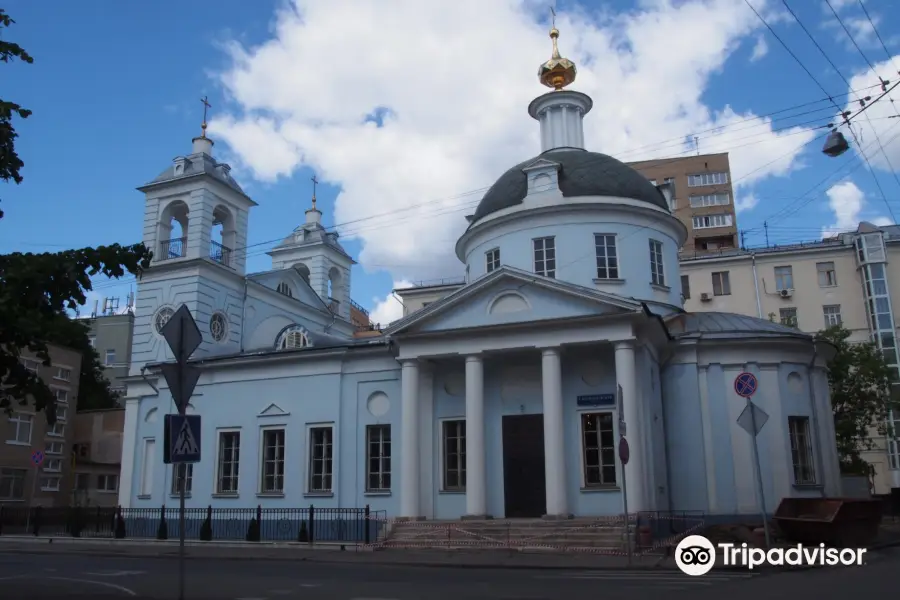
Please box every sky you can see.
[3,0,900,326]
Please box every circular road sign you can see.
[734,372,758,398]
[618,437,630,465]
[31,450,44,467]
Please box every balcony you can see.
[160,237,186,260]
[210,240,232,266]
[350,298,369,316]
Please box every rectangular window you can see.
[788,416,817,485]
[53,367,71,381]
[366,424,392,492]
[712,271,731,296]
[260,428,286,494]
[485,248,500,273]
[8,412,33,444]
[45,441,63,455]
[44,458,62,473]
[47,422,65,437]
[88,336,96,348]
[533,237,556,278]
[774,266,793,291]
[688,193,730,207]
[98,474,119,492]
[171,464,193,495]
[56,405,67,422]
[0,468,26,500]
[74,473,89,491]
[105,349,116,366]
[594,234,619,280]
[581,412,617,487]
[20,358,40,373]
[442,419,466,491]
[55,389,69,404]
[680,275,691,300]
[687,172,728,187]
[307,426,334,493]
[140,438,155,496]
[40,476,60,492]
[692,214,733,229]
[216,431,241,494]
[817,261,837,287]
[649,239,666,286]
[780,307,798,328]
[823,305,843,327]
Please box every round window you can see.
[154,307,175,334]
[210,312,228,343]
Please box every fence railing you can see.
[0,504,386,545]
[160,237,186,260]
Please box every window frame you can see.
[39,476,61,492]
[215,428,242,495]
[687,172,728,187]
[680,275,691,300]
[788,416,817,485]
[594,234,619,280]
[780,307,798,328]
[98,473,119,493]
[139,437,155,497]
[171,463,193,496]
[0,467,27,501]
[578,410,618,489]
[774,265,794,291]
[365,424,392,493]
[691,213,733,229]
[816,261,837,287]
[7,412,33,445]
[306,423,335,494]
[105,349,116,366]
[823,304,842,328]
[440,418,467,492]
[711,271,731,296]
[53,366,71,381]
[485,248,500,273]
[259,426,286,495]
[649,239,666,287]
[532,236,556,279]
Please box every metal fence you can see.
[0,504,387,544]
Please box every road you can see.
[0,547,895,599]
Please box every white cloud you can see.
[211,0,815,284]
[735,193,759,213]
[822,180,892,237]
[842,55,900,171]
[749,35,768,61]
[368,280,412,327]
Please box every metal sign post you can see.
[734,371,772,549]
[25,450,44,532]
[618,406,631,568]
[160,304,202,600]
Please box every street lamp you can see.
[823,130,850,158]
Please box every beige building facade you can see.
[71,408,124,507]
[1,345,81,507]
[627,152,738,255]
[680,222,900,496]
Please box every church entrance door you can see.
[502,414,547,518]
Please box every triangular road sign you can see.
[172,419,200,456]
[160,363,201,414]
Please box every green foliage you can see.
[0,10,152,417]
[817,325,898,475]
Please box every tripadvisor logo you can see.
[675,535,867,576]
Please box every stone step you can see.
[389,530,626,540]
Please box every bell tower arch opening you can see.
[158,200,190,260]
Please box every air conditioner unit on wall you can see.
[700,293,712,302]
[779,288,794,299]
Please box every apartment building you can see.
[680,221,900,497]
[71,408,124,507]
[627,152,738,254]
[1,345,81,506]
[79,297,136,396]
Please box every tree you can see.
[817,324,898,476]
[0,10,152,419]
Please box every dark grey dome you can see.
[471,149,669,223]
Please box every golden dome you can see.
[538,26,577,90]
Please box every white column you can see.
[542,347,568,517]
[615,340,645,513]
[465,355,487,517]
[400,359,421,518]
[117,397,140,508]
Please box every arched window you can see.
[276,325,312,350]
[154,307,175,334]
[276,281,293,298]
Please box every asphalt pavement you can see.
[0,547,896,600]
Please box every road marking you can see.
[0,575,26,581]
[84,571,147,577]
[299,583,321,588]
[41,576,137,596]
[269,591,293,595]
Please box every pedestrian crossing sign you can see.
[163,413,202,464]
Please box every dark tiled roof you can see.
[146,153,245,194]
[471,149,669,223]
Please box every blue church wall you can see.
[128,350,401,517]
[460,208,683,308]
[416,280,626,334]
[660,362,709,513]
[703,364,739,514]
[248,269,329,313]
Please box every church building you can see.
[119,26,841,523]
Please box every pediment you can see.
[522,158,560,173]
[387,267,641,336]
[258,403,290,418]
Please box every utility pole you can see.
[764,221,769,248]
[740,230,746,249]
